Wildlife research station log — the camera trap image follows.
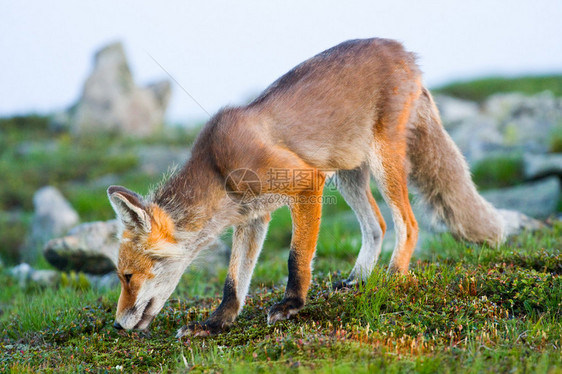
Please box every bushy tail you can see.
[407,88,504,245]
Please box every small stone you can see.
[88,272,120,290]
[9,263,33,288]
[30,270,60,287]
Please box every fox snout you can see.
[114,297,158,331]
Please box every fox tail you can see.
[407,88,504,245]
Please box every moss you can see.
[549,124,562,153]
[1,225,561,372]
[0,212,31,265]
[471,154,525,189]
[433,74,562,102]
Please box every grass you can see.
[1,223,560,373]
[1,83,561,372]
[0,115,200,264]
[432,74,562,102]
[471,154,525,189]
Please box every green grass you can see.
[549,124,562,153]
[0,115,201,261]
[432,74,562,102]
[471,154,525,189]
[1,97,561,372]
[1,223,560,373]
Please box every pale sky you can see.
[1,0,561,124]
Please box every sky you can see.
[1,0,561,124]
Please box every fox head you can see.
[107,185,189,331]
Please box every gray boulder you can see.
[482,177,560,219]
[22,187,79,264]
[482,92,562,153]
[436,92,562,165]
[69,42,171,137]
[435,94,480,128]
[523,153,562,179]
[137,146,191,176]
[44,220,119,275]
[447,115,505,164]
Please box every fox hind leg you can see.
[368,144,418,274]
[267,188,324,325]
[334,165,386,288]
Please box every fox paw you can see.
[176,320,230,338]
[267,298,304,325]
[332,278,362,290]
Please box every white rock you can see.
[69,42,171,137]
[9,263,33,288]
[23,187,79,264]
[44,220,119,274]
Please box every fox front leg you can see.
[177,215,270,337]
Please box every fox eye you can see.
[124,274,133,284]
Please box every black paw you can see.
[332,278,362,290]
[267,297,304,325]
[176,320,231,338]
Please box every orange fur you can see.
[366,187,386,235]
[109,38,505,334]
[148,204,177,247]
[116,232,155,316]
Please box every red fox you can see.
[107,38,505,336]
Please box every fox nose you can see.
[113,321,123,330]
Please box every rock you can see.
[9,263,33,288]
[523,153,562,179]
[437,92,562,164]
[44,217,232,276]
[69,42,171,137]
[30,270,60,287]
[483,92,562,153]
[44,220,119,275]
[434,95,480,128]
[498,209,545,237]
[447,115,505,164]
[88,272,120,290]
[22,187,79,264]
[137,146,191,176]
[482,177,561,218]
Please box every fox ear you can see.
[107,185,151,233]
